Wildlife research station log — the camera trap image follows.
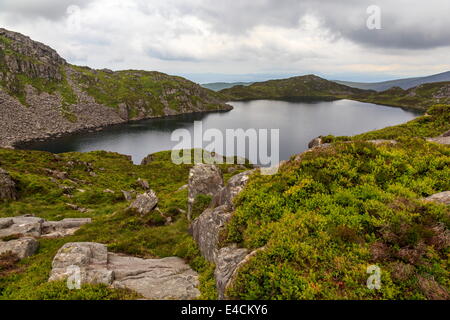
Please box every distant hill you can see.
[201,82,254,91]
[334,71,450,91]
[219,74,450,111]
[220,75,369,101]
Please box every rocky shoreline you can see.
[7,104,233,150]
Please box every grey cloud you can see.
[0,0,90,20]
[168,0,450,50]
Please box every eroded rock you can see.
[0,168,17,200]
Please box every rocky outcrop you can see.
[128,190,158,215]
[188,164,224,220]
[191,205,233,263]
[308,137,323,149]
[0,168,17,200]
[425,191,450,205]
[214,246,250,299]
[49,242,200,300]
[0,237,39,259]
[0,215,91,239]
[190,167,258,299]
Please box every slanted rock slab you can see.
[49,242,200,300]
[110,254,200,300]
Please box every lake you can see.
[20,99,420,164]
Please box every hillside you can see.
[220,75,370,101]
[201,82,254,91]
[355,82,450,111]
[335,71,450,91]
[0,105,448,300]
[223,104,450,300]
[0,28,231,148]
[220,74,450,111]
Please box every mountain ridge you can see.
[334,71,450,91]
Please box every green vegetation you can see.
[220,75,450,111]
[220,75,367,101]
[192,194,213,220]
[0,148,248,299]
[321,104,450,143]
[355,83,450,111]
[70,66,227,117]
[222,105,450,300]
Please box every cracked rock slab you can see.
[110,254,200,300]
[49,242,200,300]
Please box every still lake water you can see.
[20,99,420,164]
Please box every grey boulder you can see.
[128,190,158,215]
[0,237,39,259]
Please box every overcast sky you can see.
[1,0,450,83]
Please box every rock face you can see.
[0,168,17,200]
[190,168,257,299]
[214,246,250,299]
[191,205,233,263]
[211,171,253,210]
[188,164,224,220]
[49,242,200,300]
[442,129,450,137]
[0,237,39,259]
[0,215,91,238]
[425,191,450,205]
[128,190,158,215]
